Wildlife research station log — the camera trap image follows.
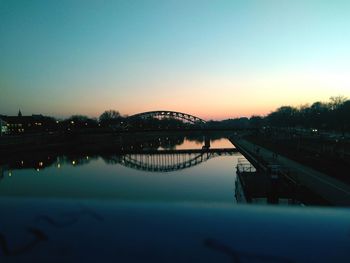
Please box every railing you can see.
[266,164,299,185]
[236,158,256,173]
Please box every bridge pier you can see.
[203,136,211,150]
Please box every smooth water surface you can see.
[0,136,239,204]
[0,134,328,206]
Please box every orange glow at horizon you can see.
[59,91,348,121]
[50,66,349,121]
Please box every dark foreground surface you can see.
[1,199,350,263]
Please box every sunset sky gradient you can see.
[1,0,349,120]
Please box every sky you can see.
[1,0,350,120]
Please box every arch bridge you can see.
[127,111,206,124]
[105,150,236,172]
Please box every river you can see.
[0,132,328,206]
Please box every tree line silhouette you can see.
[64,96,349,133]
[207,96,350,134]
[2,96,349,134]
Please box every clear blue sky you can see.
[1,0,349,119]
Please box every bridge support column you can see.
[203,137,210,149]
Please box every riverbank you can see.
[230,135,350,206]
[244,133,350,185]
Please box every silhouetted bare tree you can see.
[99,110,122,127]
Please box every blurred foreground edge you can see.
[0,199,349,263]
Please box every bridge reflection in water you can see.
[103,148,238,173]
[0,147,330,206]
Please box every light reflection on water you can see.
[0,137,240,204]
[174,138,234,150]
[0,134,329,206]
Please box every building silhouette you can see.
[0,110,56,134]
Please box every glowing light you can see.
[39,162,43,167]
[86,156,89,160]
[57,163,61,168]
[72,160,76,165]
[21,160,24,165]
[36,168,40,172]
[8,172,12,177]
[71,121,74,124]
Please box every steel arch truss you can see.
[128,111,206,124]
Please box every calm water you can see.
[0,137,236,203]
[0,134,327,206]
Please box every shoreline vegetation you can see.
[1,96,350,135]
[1,96,349,185]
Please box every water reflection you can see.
[0,152,237,176]
[103,151,235,172]
[0,133,329,206]
[0,134,237,203]
[0,151,237,175]
[120,133,234,151]
[0,134,235,173]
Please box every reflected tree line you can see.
[0,154,99,176]
[0,133,221,171]
[0,133,229,176]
